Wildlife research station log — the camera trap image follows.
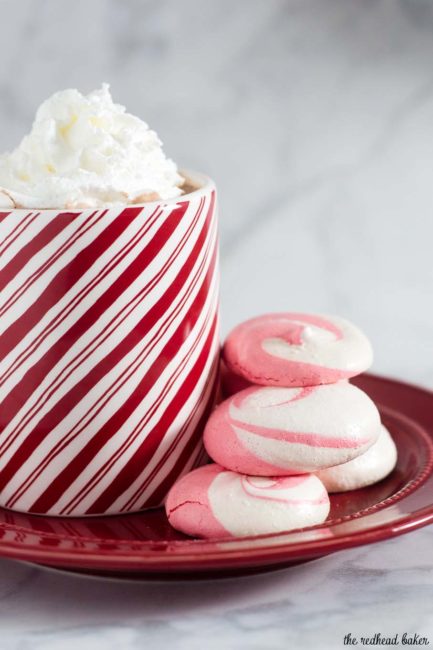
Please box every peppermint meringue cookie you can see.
[0,84,184,209]
[204,383,381,476]
[223,313,373,387]
[316,425,397,492]
[165,464,330,538]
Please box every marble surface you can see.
[0,0,433,648]
[0,527,433,650]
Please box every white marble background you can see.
[1,0,432,386]
[0,0,432,648]
[0,526,432,650]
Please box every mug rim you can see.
[0,169,215,214]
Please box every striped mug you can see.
[0,171,220,516]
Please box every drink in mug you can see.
[0,86,220,516]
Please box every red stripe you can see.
[0,209,101,316]
[0,212,12,224]
[122,342,220,511]
[86,319,219,514]
[143,394,215,510]
[0,206,142,363]
[71,309,217,515]
[0,207,162,387]
[28,245,217,515]
[61,275,218,515]
[0,211,80,292]
[124,355,219,512]
[0,196,214,493]
[129,360,218,507]
[0,204,187,442]
[0,212,39,257]
[0,199,199,457]
[6,201,214,505]
[41,241,217,516]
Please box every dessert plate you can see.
[0,373,432,580]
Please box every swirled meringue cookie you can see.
[223,313,373,387]
[204,383,381,476]
[0,84,184,209]
[165,464,330,538]
[316,425,397,492]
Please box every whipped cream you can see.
[0,84,184,209]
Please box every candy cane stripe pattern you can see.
[316,425,397,493]
[165,464,330,538]
[223,313,373,387]
[0,177,220,516]
[203,383,381,476]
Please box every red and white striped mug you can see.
[0,171,220,516]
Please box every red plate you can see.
[0,373,432,580]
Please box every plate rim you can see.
[0,372,432,572]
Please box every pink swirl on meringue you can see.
[204,383,381,476]
[316,425,397,493]
[240,475,329,506]
[223,313,373,387]
[165,464,330,538]
[165,464,230,539]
